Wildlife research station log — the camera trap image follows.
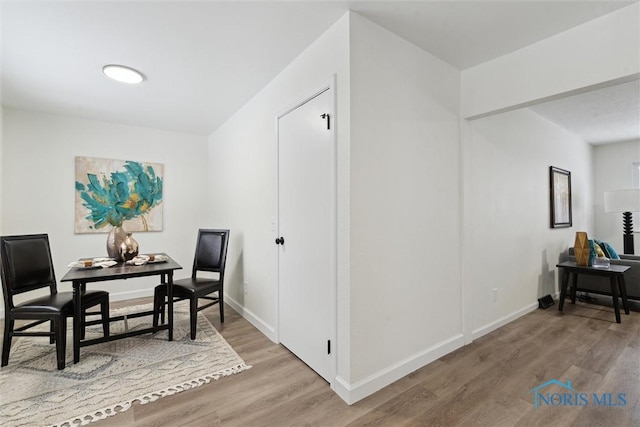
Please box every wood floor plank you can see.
[514,365,604,427]
[346,383,440,427]
[570,345,640,427]
[3,296,639,427]
[574,329,632,377]
[458,394,531,427]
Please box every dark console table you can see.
[556,261,630,323]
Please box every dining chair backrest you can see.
[0,234,57,310]
[192,229,229,277]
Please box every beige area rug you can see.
[0,301,251,427]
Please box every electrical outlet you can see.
[492,288,498,303]
[244,282,249,295]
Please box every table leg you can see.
[73,281,82,363]
[619,275,630,315]
[570,273,577,304]
[610,276,621,323]
[559,270,569,311]
[168,271,173,341]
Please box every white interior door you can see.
[277,87,334,382]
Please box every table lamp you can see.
[604,188,640,255]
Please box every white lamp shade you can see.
[604,189,640,213]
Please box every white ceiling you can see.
[1,0,638,138]
[530,79,640,145]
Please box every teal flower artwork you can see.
[74,157,164,233]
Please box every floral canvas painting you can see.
[75,157,164,233]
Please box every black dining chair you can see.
[153,229,229,340]
[1,234,110,370]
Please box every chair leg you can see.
[55,315,67,370]
[219,291,224,323]
[2,319,14,367]
[81,310,86,340]
[101,299,110,337]
[190,297,198,340]
[50,319,55,344]
[153,288,165,328]
[152,304,159,329]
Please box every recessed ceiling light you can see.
[102,64,145,84]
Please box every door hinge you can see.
[321,113,331,130]
[327,339,331,354]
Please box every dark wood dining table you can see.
[61,253,182,364]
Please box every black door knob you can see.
[275,237,285,245]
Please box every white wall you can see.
[208,11,463,404]
[465,108,593,335]
[346,13,462,399]
[1,109,208,307]
[594,140,640,251]
[207,13,351,379]
[1,3,631,406]
[461,2,640,119]
[208,8,627,405]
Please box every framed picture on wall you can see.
[74,156,164,233]
[549,166,572,228]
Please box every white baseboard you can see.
[0,291,539,407]
[109,289,153,302]
[224,294,277,343]
[333,333,465,405]
[333,303,538,405]
[471,302,539,341]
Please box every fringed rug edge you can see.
[52,362,252,427]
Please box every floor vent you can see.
[538,294,555,309]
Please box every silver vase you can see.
[119,232,139,261]
[107,226,127,259]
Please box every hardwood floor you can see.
[8,296,640,426]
